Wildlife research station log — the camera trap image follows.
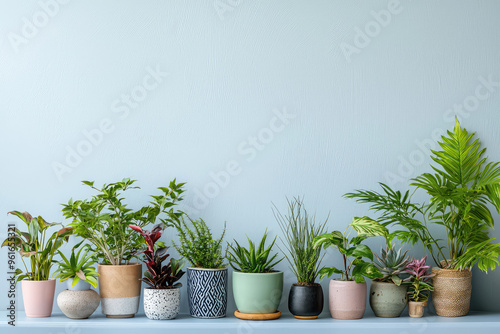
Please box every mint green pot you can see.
[232,271,283,314]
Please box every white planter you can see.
[143,288,181,320]
[57,289,100,319]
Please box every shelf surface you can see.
[2,311,500,334]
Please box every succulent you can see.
[373,245,409,285]
[129,224,185,289]
[227,231,283,273]
[404,256,434,302]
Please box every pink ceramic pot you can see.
[329,280,367,319]
[22,279,56,317]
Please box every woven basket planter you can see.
[431,268,472,317]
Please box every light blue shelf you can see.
[2,311,500,334]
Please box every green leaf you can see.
[351,217,388,238]
[351,244,373,260]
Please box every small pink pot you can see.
[22,279,56,317]
[329,279,367,320]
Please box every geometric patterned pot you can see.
[187,267,227,318]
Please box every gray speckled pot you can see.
[144,288,180,320]
[369,281,408,318]
[57,289,100,319]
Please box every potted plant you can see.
[370,245,409,317]
[129,224,185,320]
[171,217,227,318]
[227,231,284,320]
[313,217,383,320]
[1,211,73,317]
[274,197,327,319]
[345,119,500,316]
[404,256,434,318]
[62,178,185,318]
[54,242,100,319]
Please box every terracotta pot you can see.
[329,280,366,320]
[22,279,56,317]
[369,281,408,318]
[408,301,426,318]
[98,263,142,318]
[432,268,472,317]
[187,267,228,318]
[288,284,323,319]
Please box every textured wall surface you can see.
[1,0,499,315]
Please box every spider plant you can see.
[274,197,328,285]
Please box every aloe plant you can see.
[1,211,73,282]
[227,231,283,273]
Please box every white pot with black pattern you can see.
[143,287,181,320]
[187,267,228,318]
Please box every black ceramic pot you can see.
[288,284,324,319]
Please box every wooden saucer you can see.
[234,310,281,320]
[294,315,318,320]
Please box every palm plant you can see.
[53,241,99,288]
[345,118,500,272]
[274,197,328,285]
[227,231,283,273]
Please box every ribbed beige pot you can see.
[431,268,472,317]
[98,263,142,318]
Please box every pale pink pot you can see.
[329,280,367,320]
[22,279,56,317]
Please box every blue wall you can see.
[1,0,499,314]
